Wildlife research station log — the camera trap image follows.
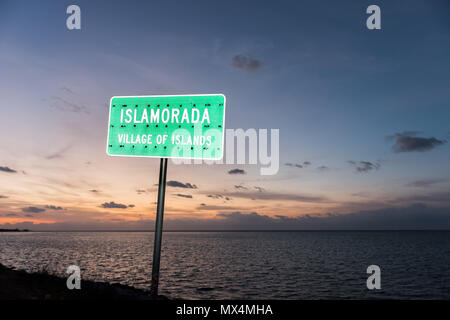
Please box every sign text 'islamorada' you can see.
[106,94,226,160]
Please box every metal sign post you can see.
[150,158,168,296]
[106,94,226,296]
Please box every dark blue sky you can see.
[1,0,449,229]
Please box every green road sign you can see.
[106,94,226,160]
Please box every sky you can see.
[0,0,450,230]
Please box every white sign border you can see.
[106,93,226,161]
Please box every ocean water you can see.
[1,231,450,299]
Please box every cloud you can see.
[392,191,450,205]
[6,213,18,217]
[228,168,246,175]
[60,86,75,94]
[407,179,446,188]
[136,189,147,194]
[89,189,100,193]
[167,180,198,189]
[175,194,193,199]
[206,204,450,230]
[0,166,17,173]
[317,166,329,171]
[286,161,311,169]
[231,54,263,72]
[254,186,265,192]
[285,163,303,168]
[22,206,45,213]
[234,184,248,190]
[216,212,270,224]
[348,161,380,173]
[0,195,8,199]
[207,194,232,201]
[45,205,64,210]
[6,204,450,231]
[207,194,224,199]
[197,205,239,211]
[45,145,72,160]
[128,204,135,208]
[24,214,33,217]
[351,192,370,198]
[223,191,329,203]
[100,202,128,209]
[50,96,89,114]
[388,132,446,152]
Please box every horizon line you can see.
[11,229,450,232]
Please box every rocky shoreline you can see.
[0,263,168,300]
